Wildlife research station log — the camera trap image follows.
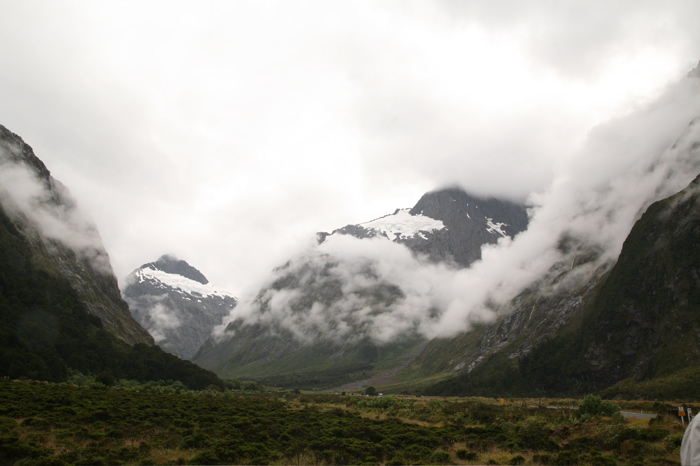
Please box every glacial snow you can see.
[485,217,508,237]
[135,267,237,299]
[361,208,445,241]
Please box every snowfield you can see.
[361,209,446,241]
[135,267,237,299]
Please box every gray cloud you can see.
[435,0,700,79]
[124,292,181,343]
[218,73,700,344]
[0,0,698,299]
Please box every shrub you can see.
[0,416,17,433]
[430,451,451,464]
[403,444,432,462]
[456,449,478,461]
[189,450,219,465]
[95,371,115,387]
[509,455,526,465]
[554,450,579,465]
[665,433,684,451]
[578,395,619,417]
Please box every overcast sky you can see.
[1,0,699,294]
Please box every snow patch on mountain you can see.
[360,208,446,241]
[136,267,237,300]
[485,217,508,237]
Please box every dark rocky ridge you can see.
[407,188,529,267]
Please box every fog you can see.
[0,139,114,275]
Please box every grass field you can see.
[0,378,691,465]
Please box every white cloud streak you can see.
[0,143,113,274]
[124,293,181,344]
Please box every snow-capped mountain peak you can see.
[360,208,446,241]
[124,256,238,360]
[135,267,237,300]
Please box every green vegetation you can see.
[206,334,426,391]
[0,206,223,390]
[578,394,619,417]
[602,366,700,401]
[0,378,690,465]
[194,254,429,391]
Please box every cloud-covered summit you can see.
[139,254,209,285]
[215,69,700,347]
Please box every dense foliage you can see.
[0,206,223,390]
[0,379,689,465]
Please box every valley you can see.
[2,4,700,465]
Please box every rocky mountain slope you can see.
[193,190,529,388]
[0,124,223,388]
[320,188,529,268]
[422,169,700,397]
[123,255,237,360]
[0,124,152,346]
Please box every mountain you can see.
[195,63,700,395]
[123,255,238,360]
[422,170,700,398]
[0,125,152,346]
[321,188,529,268]
[193,189,529,388]
[0,124,223,389]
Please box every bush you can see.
[578,395,619,417]
[554,451,579,465]
[95,371,115,387]
[189,450,219,465]
[456,449,478,461]
[665,433,684,451]
[430,451,451,464]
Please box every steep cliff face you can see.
[123,255,237,360]
[0,125,153,346]
[581,172,700,385]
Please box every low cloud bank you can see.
[216,74,700,346]
[123,293,181,343]
[0,139,113,275]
